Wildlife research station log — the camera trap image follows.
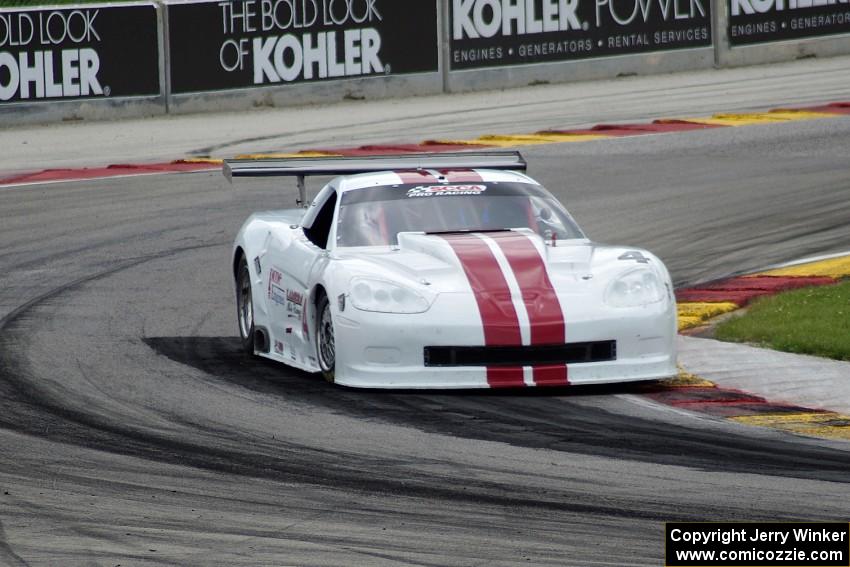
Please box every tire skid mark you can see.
[0,249,706,521]
[145,335,850,484]
[0,518,30,567]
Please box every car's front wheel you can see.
[236,257,255,356]
[316,292,335,383]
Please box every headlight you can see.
[349,277,432,314]
[604,268,665,308]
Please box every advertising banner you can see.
[449,0,712,70]
[729,0,850,45]
[0,3,160,104]
[167,0,439,94]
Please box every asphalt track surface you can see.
[1,118,850,565]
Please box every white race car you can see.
[226,152,676,389]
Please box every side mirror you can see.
[538,207,552,221]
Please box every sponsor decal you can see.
[167,0,438,94]
[728,0,850,44]
[407,184,487,198]
[286,289,304,318]
[268,267,286,305]
[274,339,284,354]
[449,0,712,70]
[270,284,287,305]
[0,4,159,103]
[286,289,303,303]
[301,296,309,341]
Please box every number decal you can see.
[618,251,650,264]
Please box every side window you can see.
[303,190,337,249]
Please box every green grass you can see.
[715,279,850,361]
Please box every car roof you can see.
[335,169,538,193]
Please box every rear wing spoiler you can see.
[223,151,527,206]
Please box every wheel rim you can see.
[318,302,335,371]
[237,266,253,340]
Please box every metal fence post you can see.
[439,0,451,93]
[156,0,172,113]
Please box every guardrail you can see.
[0,0,847,125]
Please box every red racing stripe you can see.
[489,232,569,386]
[439,169,483,182]
[397,169,483,183]
[396,170,438,184]
[440,234,525,388]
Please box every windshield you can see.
[336,182,584,247]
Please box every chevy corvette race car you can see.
[226,151,676,389]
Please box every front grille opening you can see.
[424,341,616,367]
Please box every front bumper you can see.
[332,293,677,389]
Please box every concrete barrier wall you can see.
[161,0,445,114]
[442,0,716,92]
[718,32,850,68]
[715,0,850,67]
[167,73,445,114]
[0,0,848,126]
[444,49,712,93]
[0,1,167,126]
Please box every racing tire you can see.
[235,257,255,356]
[316,292,336,383]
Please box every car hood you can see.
[333,231,656,298]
